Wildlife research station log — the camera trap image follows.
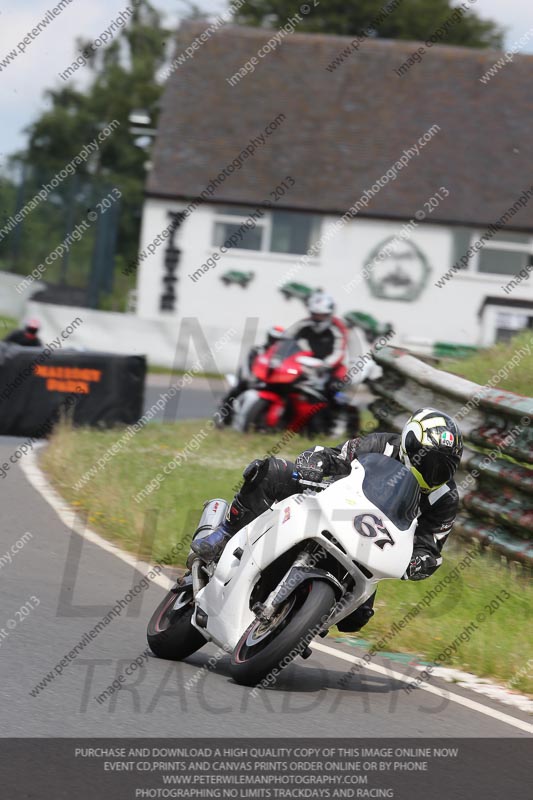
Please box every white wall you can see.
[0,270,44,319]
[23,300,252,372]
[8,200,531,371]
[137,199,533,349]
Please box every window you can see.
[452,229,533,277]
[213,206,267,251]
[495,311,533,342]
[270,212,319,255]
[213,220,264,251]
[452,228,473,271]
[478,249,532,276]
[485,232,530,244]
[212,206,321,255]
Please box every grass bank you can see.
[41,419,533,694]
[0,314,17,335]
[443,330,533,396]
[40,420,343,565]
[340,547,532,694]
[147,364,226,379]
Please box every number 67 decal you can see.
[353,513,395,549]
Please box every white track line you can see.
[313,641,533,735]
[21,446,533,735]
[21,445,171,591]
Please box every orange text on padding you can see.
[46,379,90,394]
[33,365,102,393]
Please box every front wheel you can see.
[233,394,270,432]
[147,587,206,660]
[245,396,270,431]
[230,580,335,687]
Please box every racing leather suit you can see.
[283,315,348,379]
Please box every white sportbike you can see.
[147,453,420,687]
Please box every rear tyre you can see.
[230,580,335,687]
[147,588,205,661]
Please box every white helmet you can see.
[307,292,335,332]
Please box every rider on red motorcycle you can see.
[283,292,348,384]
[283,292,349,429]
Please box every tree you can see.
[2,1,169,308]
[234,0,504,49]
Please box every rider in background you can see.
[283,292,349,430]
[3,318,43,347]
[191,408,463,633]
[284,291,348,382]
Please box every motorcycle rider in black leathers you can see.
[4,318,43,347]
[190,408,463,633]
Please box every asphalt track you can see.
[143,374,226,421]
[0,383,532,739]
[142,374,374,422]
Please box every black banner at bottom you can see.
[1,738,531,799]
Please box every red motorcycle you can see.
[231,338,331,434]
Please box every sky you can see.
[1,0,532,163]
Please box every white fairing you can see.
[192,460,417,651]
[345,327,383,385]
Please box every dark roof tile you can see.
[147,24,533,229]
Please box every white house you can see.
[135,23,533,370]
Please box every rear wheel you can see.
[147,587,205,661]
[230,580,335,687]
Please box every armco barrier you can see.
[368,346,533,567]
[0,343,146,437]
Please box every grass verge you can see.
[147,364,226,379]
[40,418,532,694]
[0,314,18,334]
[40,420,345,565]
[336,547,532,694]
[442,330,533,396]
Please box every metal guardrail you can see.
[368,347,533,568]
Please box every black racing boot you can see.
[189,519,234,563]
[189,497,250,565]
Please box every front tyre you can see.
[230,580,335,687]
[147,587,205,661]
[242,396,270,432]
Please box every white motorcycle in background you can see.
[147,453,420,687]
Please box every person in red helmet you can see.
[4,319,43,347]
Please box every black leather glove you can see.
[295,448,350,482]
[295,450,328,482]
[406,552,439,581]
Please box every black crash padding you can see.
[0,343,146,437]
